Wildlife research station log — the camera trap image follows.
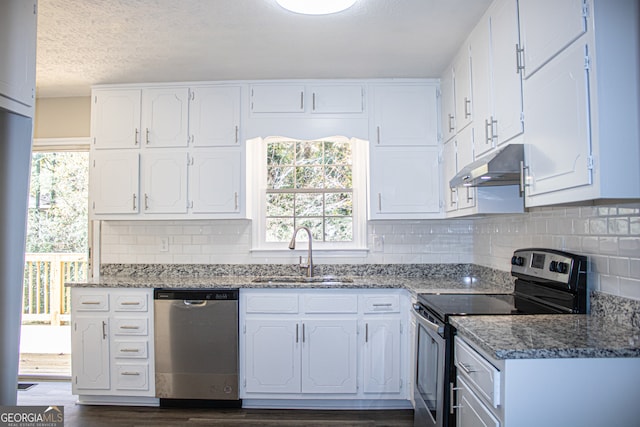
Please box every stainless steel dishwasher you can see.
[154,289,240,407]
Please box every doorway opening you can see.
[19,141,89,379]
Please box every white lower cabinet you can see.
[71,288,156,404]
[454,336,640,427]
[241,289,409,406]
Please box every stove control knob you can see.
[556,262,569,274]
[511,256,525,266]
[549,261,558,272]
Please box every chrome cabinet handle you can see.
[134,128,139,145]
[132,194,137,211]
[466,186,473,202]
[516,44,525,74]
[365,323,369,343]
[145,128,150,144]
[296,324,299,343]
[520,161,529,196]
[144,193,149,210]
[485,119,492,144]
[377,193,382,212]
[450,188,457,207]
[448,114,455,132]
[312,92,316,111]
[464,97,471,118]
[376,126,381,144]
[102,321,107,339]
[302,323,305,343]
[300,91,304,110]
[235,126,239,144]
[234,192,239,211]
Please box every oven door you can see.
[413,304,446,427]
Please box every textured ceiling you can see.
[36,0,493,97]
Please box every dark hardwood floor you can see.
[17,381,414,427]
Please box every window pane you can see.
[266,218,294,242]
[296,166,324,189]
[325,165,352,188]
[266,193,294,216]
[324,141,352,165]
[295,193,323,216]
[267,166,295,189]
[295,218,323,241]
[267,142,295,166]
[325,217,353,242]
[296,141,323,165]
[325,192,353,216]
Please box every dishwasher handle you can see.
[183,300,206,306]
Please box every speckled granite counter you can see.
[66,274,513,298]
[451,314,640,360]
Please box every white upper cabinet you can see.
[91,151,140,215]
[370,146,440,218]
[250,84,305,113]
[442,140,458,213]
[519,0,587,79]
[92,90,142,150]
[308,85,364,113]
[469,21,493,159]
[372,85,438,146]
[522,0,640,206]
[141,150,188,214]
[141,88,189,148]
[453,48,473,133]
[189,149,241,214]
[189,86,241,147]
[440,68,456,143]
[0,0,37,110]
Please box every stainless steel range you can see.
[412,248,587,427]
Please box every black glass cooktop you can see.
[418,293,519,321]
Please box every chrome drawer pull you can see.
[120,348,140,353]
[121,371,141,376]
[81,301,102,305]
[372,303,392,307]
[120,302,141,306]
[458,362,477,374]
[120,325,140,330]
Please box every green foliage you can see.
[26,152,88,253]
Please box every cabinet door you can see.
[189,149,241,214]
[442,140,458,213]
[301,320,357,394]
[244,319,301,393]
[456,126,476,210]
[141,150,188,214]
[363,319,401,394]
[309,85,364,113]
[92,90,141,149]
[251,85,305,113]
[440,67,456,143]
[456,376,501,427]
[189,86,241,147]
[470,21,494,160]
[372,85,438,146]
[91,151,139,215]
[72,315,110,391]
[523,42,591,198]
[453,48,473,132]
[519,0,588,79]
[490,0,524,145]
[0,0,36,107]
[141,88,189,148]
[370,147,440,216]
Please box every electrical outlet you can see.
[372,235,384,252]
[160,237,169,252]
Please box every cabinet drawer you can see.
[455,337,501,407]
[244,293,299,314]
[74,293,109,311]
[362,295,399,313]
[114,293,148,312]
[457,376,500,427]
[113,318,148,336]
[114,340,148,359]
[303,294,358,313]
[114,363,150,390]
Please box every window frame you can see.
[249,135,369,253]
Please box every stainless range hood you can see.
[449,144,524,188]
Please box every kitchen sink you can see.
[251,276,353,284]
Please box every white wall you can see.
[100,219,475,265]
[473,203,640,300]
[100,201,640,302]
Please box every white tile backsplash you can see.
[100,202,640,301]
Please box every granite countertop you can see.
[451,314,640,360]
[66,274,513,298]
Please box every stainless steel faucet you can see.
[288,226,314,277]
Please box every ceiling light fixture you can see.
[276,0,357,15]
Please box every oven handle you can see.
[413,304,444,334]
